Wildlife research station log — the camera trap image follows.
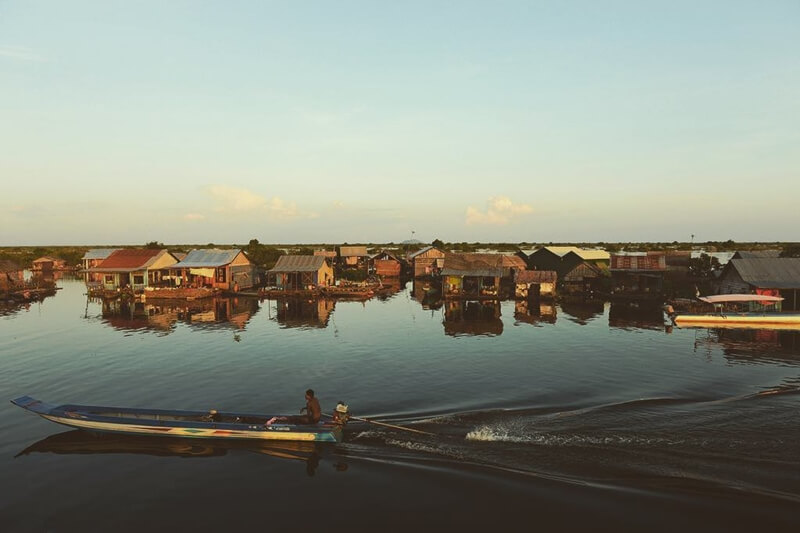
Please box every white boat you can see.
[674,294,800,330]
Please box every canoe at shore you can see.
[11,396,344,443]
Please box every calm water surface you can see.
[2,276,799,532]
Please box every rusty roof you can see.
[516,270,557,283]
[95,249,164,270]
[0,260,22,272]
[444,253,526,270]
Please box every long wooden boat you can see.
[11,396,346,443]
[674,294,800,330]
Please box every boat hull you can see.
[674,314,800,330]
[11,396,343,443]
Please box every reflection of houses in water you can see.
[560,299,606,326]
[100,299,181,333]
[374,278,404,301]
[693,328,800,366]
[514,300,556,325]
[187,297,259,330]
[273,298,335,329]
[99,296,259,333]
[607,301,665,331]
[413,280,442,310]
[443,300,503,337]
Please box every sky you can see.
[1,1,798,245]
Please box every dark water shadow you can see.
[443,300,503,336]
[15,430,348,477]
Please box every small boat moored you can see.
[674,294,800,330]
[11,396,351,443]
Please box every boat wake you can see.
[342,386,800,504]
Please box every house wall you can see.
[1,270,24,291]
[150,252,179,270]
[32,260,55,271]
[562,263,599,282]
[375,259,401,277]
[515,282,556,299]
[318,262,334,286]
[610,254,666,270]
[718,268,749,294]
[229,265,255,290]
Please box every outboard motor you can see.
[333,402,350,426]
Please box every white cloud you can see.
[206,185,316,220]
[183,213,205,221]
[0,45,45,62]
[208,185,268,212]
[465,196,533,225]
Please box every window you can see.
[105,275,114,284]
[133,275,144,285]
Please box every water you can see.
[2,276,799,532]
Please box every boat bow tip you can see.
[11,396,53,414]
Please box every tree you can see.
[431,238,445,249]
[688,253,721,278]
[145,241,164,249]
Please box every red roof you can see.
[97,249,162,269]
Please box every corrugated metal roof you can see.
[408,246,435,259]
[516,270,557,283]
[372,250,400,261]
[173,249,242,268]
[733,250,781,259]
[269,255,327,273]
[729,258,800,289]
[81,248,121,260]
[444,253,525,270]
[441,268,503,277]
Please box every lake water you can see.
[2,276,799,532]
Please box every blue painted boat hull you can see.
[11,396,343,443]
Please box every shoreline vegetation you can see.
[2,240,798,271]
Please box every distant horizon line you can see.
[1,240,795,249]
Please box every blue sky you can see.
[1,1,798,245]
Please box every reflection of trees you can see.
[273,298,336,329]
[443,300,503,337]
